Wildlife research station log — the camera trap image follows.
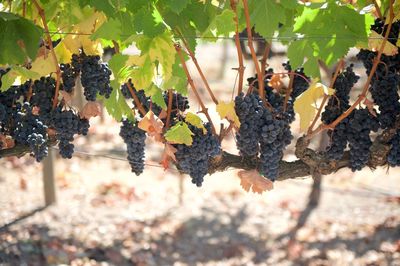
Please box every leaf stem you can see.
[166,89,173,129]
[175,44,216,135]
[178,31,219,105]
[307,59,344,134]
[126,81,147,116]
[242,0,266,107]
[230,0,245,95]
[32,0,61,109]
[260,41,271,76]
[283,72,294,112]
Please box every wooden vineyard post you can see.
[42,148,56,205]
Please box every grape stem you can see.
[175,44,217,135]
[307,59,344,134]
[283,72,294,112]
[372,0,383,20]
[230,0,245,95]
[125,82,147,117]
[177,30,219,105]
[32,0,61,109]
[260,41,271,76]
[242,0,268,108]
[307,1,395,139]
[166,89,173,129]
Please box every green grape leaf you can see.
[248,0,286,39]
[164,122,194,145]
[287,39,319,77]
[87,0,115,17]
[136,32,176,83]
[0,12,43,65]
[133,6,165,38]
[162,55,188,95]
[165,0,191,14]
[289,3,374,74]
[108,54,132,81]
[144,83,167,110]
[202,9,235,39]
[103,84,134,122]
[0,66,40,91]
[91,18,122,41]
[130,55,154,89]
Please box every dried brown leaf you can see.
[238,169,274,194]
[364,98,377,117]
[60,90,73,105]
[268,74,284,91]
[160,143,178,170]
[80,102,101,119]
[138,111,164,140]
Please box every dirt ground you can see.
[0,41,400,266]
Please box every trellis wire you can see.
[45,31,400,42]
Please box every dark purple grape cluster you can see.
[234,92,264,157]
[70,52,112,101]
[347,109,379,171]
[174,123,220,186]
[60,63,78,93]
[50,107,81,159]
[322,65,359,124]
[357,18,400,129]
[121,79,189,121]
[12,103,48,162]
[30,77,55,120]
[388,130,400,166]
[235,79,293,181]
[119,119,146,175]
[283,62,310,99]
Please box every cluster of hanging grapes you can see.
[1,18,400,186]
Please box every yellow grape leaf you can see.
[385,1,400,24]
[238,170,274,194]
[216,101,240,128]
[164,122,194,145]
[30,53,57,77]
[368,31,398,56]
[138,111,164,141]
[126,55,145,66]
[294,79,334,131]
[185,112,206,133]
[397,32,400,47]
[63,12,105,55]
[54,41,73,64]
